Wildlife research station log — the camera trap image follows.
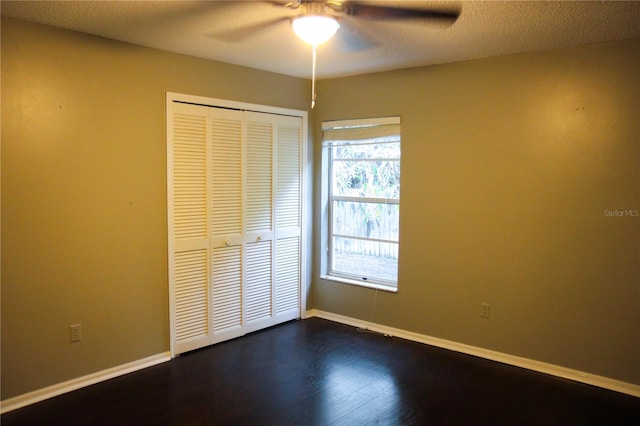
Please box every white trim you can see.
[167,92,304,118]
[320,275,398,293]
[304,309,640,398]
[0,352,171,414]
[166,93,177,358]
[5,315,637,414]
[300,109,310,315]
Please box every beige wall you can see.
[2,15,639,401]
[311,38,640,385]
[1,17,309,399]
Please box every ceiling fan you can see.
[212,1,461,108]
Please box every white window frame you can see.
[320,117,401,293]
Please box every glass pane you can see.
[332,200,399,241]
[333,141,400,160]
[331,237,398,282]
[332,159,400,198]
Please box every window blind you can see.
[323,117,399,144]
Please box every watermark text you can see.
[604,209,639,217]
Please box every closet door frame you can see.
[166,92,309,357]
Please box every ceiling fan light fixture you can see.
[292,15,340,45]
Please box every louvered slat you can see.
[276,125,301,229]
[246,121,273,232]
[245,240,272,322]
[174,249,208,342]
[173,113,207,240]
[275,237,300,313]
[212,246,242,332]
[211,115,242,236]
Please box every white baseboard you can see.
[305,309,640,398]
[3,313,637,413]
[1,352,171,414]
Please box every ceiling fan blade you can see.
[329,18,378,52]
[341,1,460,22]
[208,17,290,42]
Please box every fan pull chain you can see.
[311,44,317,109]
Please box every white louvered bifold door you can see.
[209,108,245,344]
[169,100,303,356]
[168,102,212,354]
[274,117,302,322]
[243,113,275,333]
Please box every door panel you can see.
[169,98,303,356]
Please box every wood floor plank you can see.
[2,318,639,425]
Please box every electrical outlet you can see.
[70,324,82,342]
[481,303,490,319]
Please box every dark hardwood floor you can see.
[3,318,639,425]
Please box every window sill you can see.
[320,275,398,293]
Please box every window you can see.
[322,117,401,291]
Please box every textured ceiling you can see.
[2,1,640,79]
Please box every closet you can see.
[166,94,307,356]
